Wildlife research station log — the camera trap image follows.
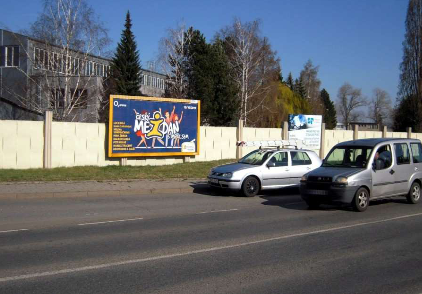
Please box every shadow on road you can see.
[261,194,410,212]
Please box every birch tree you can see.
[8,0,110,121]
[217,19,280,126]
[158,23,193,98]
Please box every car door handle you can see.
[390,169,395,175]
[285,169,290,171]
[416,167,419,171]
[306,167,311,170]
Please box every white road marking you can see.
[1,212,422,283]
[197,209,239,214]
[77,217,144,226]
[0,229,29,234]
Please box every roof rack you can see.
[236,140,310,150]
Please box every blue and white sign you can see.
[288,114,322,149]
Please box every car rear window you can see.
[291,151,312,166]
[411,143,422,163]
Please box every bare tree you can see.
[158,23,193,98]
[6,0,110,121]
[217,19,279,126]
[368,88,392,126]
[299,59,323,114]
[337,83,367,128]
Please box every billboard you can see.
[288,114,322,149]
[108,95,200,157]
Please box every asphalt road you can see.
[0,188,421,294]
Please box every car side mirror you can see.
[372,161,376,172]
[267,161,276,168]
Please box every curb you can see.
[0,186,210,200]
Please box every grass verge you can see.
[0,159,236,182]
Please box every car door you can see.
[288,151,313,185]
[393,142,413,194]
[371,144,396,198]
[261,151,291,188]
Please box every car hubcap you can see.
[247,180,256,193]
[358,192,368,208]
[413,186,420,201]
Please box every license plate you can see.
[209,178,219,184]
[307,190,328,195]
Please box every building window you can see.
[50,88,66,108]
[0,46,20,67]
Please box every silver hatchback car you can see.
[208,147,322,197]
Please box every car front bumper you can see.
[300,182,359,205]
[207,177,242,190]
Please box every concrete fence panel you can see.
[5,119,422,169]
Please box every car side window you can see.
[271,152,288,167]
[394,143,410,165]
[411,143,422,163]
[291,151,312,166]
[374,145,392,170]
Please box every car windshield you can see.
[238,150,274,165]
[323,146,373,168]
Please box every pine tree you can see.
[294,78,306,99]
[111,11,142,96]
[185,28,239,125]
[286,72,294,90]
[320,89,337,129]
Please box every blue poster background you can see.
[110,97,199,156]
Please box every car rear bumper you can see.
[300,183,359,204]
[207,177,241,190]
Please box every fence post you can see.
[282,121,288,140]
[319,123,326,159]
[382,126,387,138]
[120,158,127,166]
[407,127,412,138]
[236,120,244,159]
[353,124,359,140]
[43,111,52,169]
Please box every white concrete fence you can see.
[0,114,421,169]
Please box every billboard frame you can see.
[108,95,201,158]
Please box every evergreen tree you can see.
[185,28,238,125]
[320,89,337,129]
[294,78,306,99]
[393,95,421,131]
[286,72,294,90]
[110,11,142,96]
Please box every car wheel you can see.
[305,200,320,209]
[352,187,369,212]
[241,176,260,197]
[407,181,420,204]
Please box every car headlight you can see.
[301,174,308,181]
[334,176,348,184]
[221,172,233,178]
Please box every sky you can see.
[1,0,408,113]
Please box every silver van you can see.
[300,138,422,212]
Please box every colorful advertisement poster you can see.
[288,114,322,149]
[108,95,200,157]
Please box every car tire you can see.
[352,187,369,212]
[241,176,260,197]
[305,200,320,209]
[407,181,420,204]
